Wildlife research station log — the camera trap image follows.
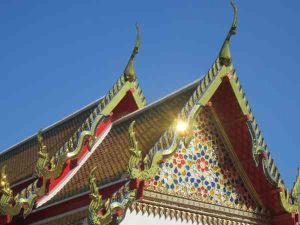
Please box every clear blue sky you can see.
[0,1,299,189]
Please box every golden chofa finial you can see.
[124,23,141,82]
[0,165,12,196]
[37,130,47,154]
[219,0,238,66]
[291,168,300,204]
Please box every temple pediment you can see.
[148,108,257,210]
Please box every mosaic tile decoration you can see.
[148,109,255,209]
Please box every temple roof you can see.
[0,2,298,225]
[0,97,102,185]
[49,79,199,205]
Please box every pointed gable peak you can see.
[124,24,141,82]
[219,0,238,67]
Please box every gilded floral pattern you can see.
[148,109,255,208]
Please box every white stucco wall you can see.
[121,210,198,225]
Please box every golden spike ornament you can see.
[35,130,68,179]
[124,24,140,82]
[219,0,238,66]
[88,167,137,225]
[291,168,300,205]
[0,165,22,222]
[127,121,164,180]
[88,167,112,225]
[0,166,47,222]
[278,169,300,214]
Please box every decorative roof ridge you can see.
[230,68,297,201]
[232,72,283,187]
[0,97,103,158]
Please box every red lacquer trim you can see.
[47,117,112,194]
[36,117,112,204]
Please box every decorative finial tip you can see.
[230,0,238,35]
[134,23,140,55]
[1,165,7,176]
[219,0,238,66]
[124,24,141,82]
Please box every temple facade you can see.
[0,1,299,225]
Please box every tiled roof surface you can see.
[0,99,101,184]
[50,81,198,203]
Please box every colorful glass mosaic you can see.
[148,109,255,208]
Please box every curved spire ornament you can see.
[289,168,300,208]
[276,169,299,214]
[88,167,137,225]
[88,167,112,225]
[35,114,105,180]
[219,0,238,66]
[0,165,47,222]
[127,120,164,180]
[124,24,141,82]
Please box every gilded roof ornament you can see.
[290,168,300,205]
[88,167,112,225]
[0,165,22,222]
[127,105,199,180]
[124,24,140,82]
[0,166,11,196]
[127,120,164,180]
[0,166,47,222]
[37,130,47,156]
[278,169,300,214]
[88,168,137,225]
[219,0,238,66]
[35,115,105,180]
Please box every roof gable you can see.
[49,79,199,204]
[148,108,258,210]
[0,2,299,225]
